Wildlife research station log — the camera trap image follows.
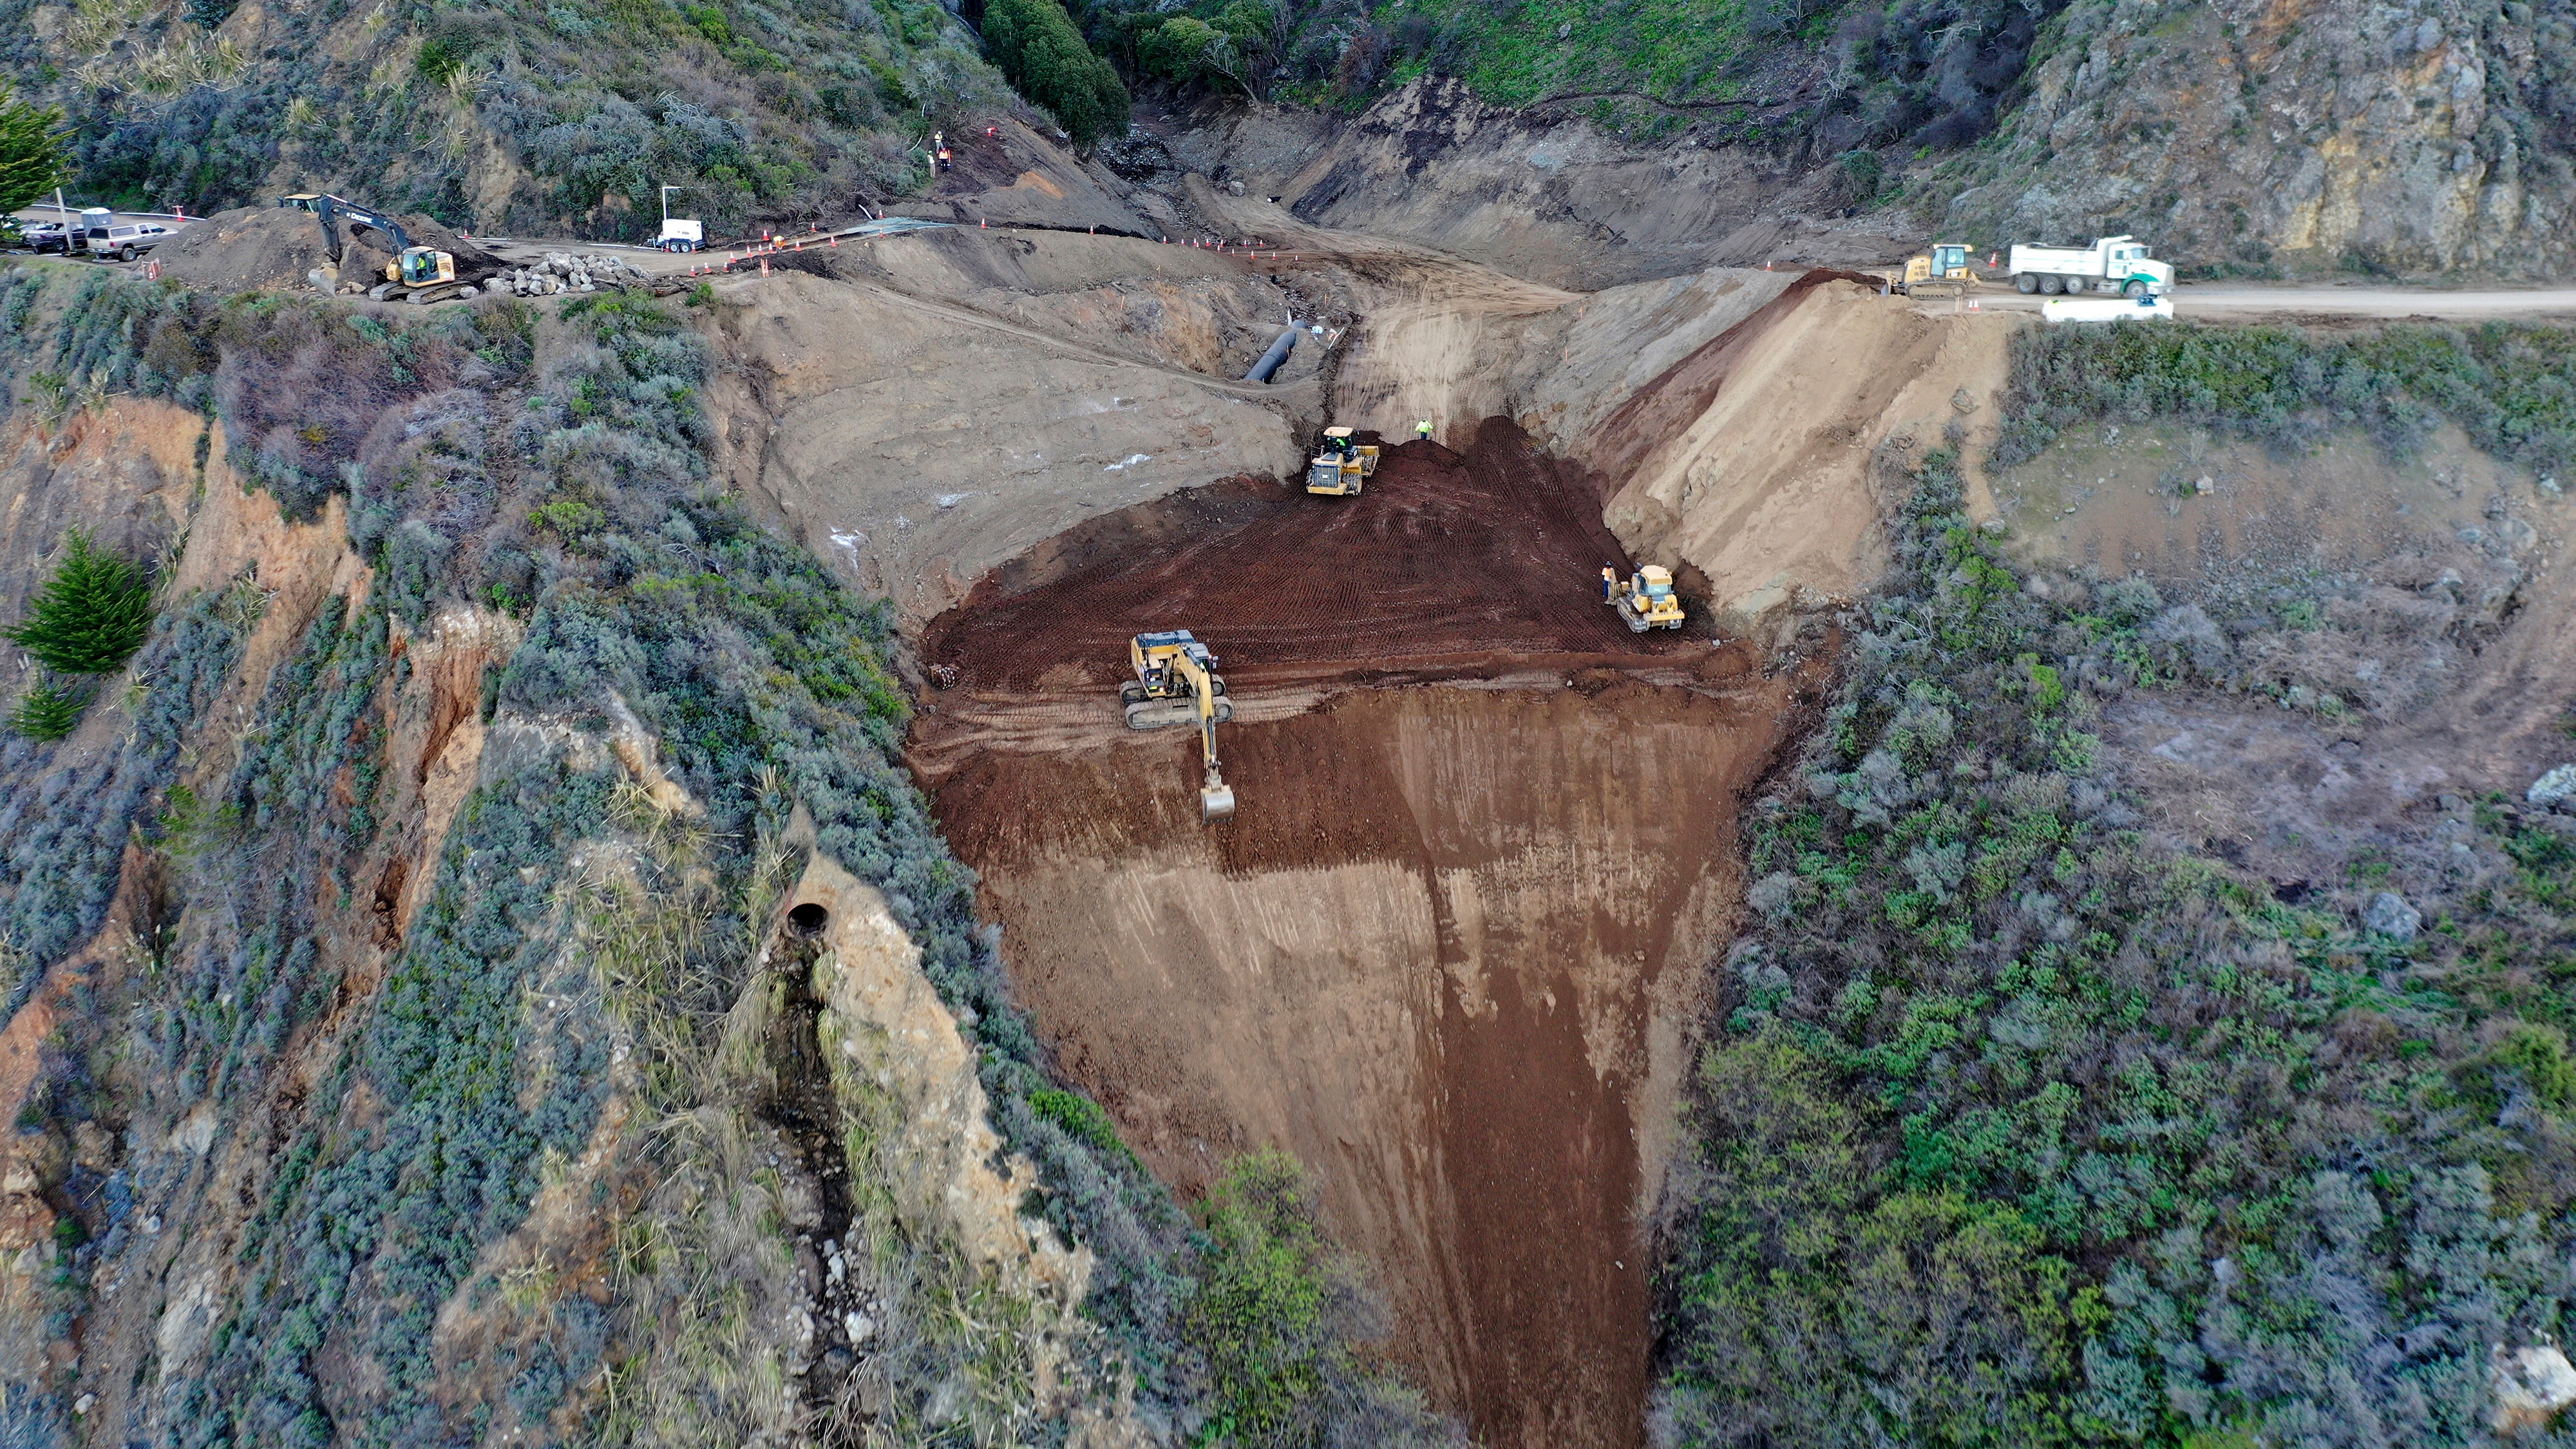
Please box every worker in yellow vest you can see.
[1415,418,1433,443]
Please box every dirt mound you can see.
[918,419,1701,693]
[155,206,504,292]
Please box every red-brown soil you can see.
[912,417,1821,1448]
[916,418,1703,694]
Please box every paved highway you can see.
[1958,281,2576,320]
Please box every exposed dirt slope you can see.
[900,116,1160,235]
[1159,80,1918,290]
[905,398,1826,1446]
[1991,416,2576,896]
[932,675,1812,1449]
[699,245,1316,629]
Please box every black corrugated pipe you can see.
[1245,325,1299,383]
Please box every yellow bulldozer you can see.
[1305,426,1379,496]
[1121,630,1236,822]
[1895,242,1980,299]
[1609,565,1686,632]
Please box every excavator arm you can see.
[310,195,412,265]
[1166,650,1236,822]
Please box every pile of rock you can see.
[489,252,652,296]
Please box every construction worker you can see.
[1415,418,1434,443]
[1601,564,1616,601]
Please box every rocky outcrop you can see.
[1945,0,2576,277]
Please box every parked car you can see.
[19,219,71,254]
[86,221,173,262]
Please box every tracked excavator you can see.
[281,193,468,304]
[1121,630,1236,822]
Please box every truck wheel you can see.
[2014,273,2039,294]
[118,245,135,262]
[2123,278,2148,298]
[2038,275,2062,295]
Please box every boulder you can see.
[2492,1344,2576,1435]
[2364,891,2421,942]
[2529,764,2576,810]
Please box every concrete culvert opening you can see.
[786,902,831,938]
[912,422,1825,1446]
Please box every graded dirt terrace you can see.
[911,424,1821,1446]
[916,420,1700,694]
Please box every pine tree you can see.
[6,679,85,741]
[0,84,68,215]
[5,529,155,674]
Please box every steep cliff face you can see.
[1170,0,2576,283]
[1945,0,2576,276]
[0,263,1236,1447]
[0,0,1018,234]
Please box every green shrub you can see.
[6,678,85,741]
[981,0,1130,149]
[1994,320,2576,477]
[5,527,155,674]
[1031,1086,1136,1164]
[1663,439,2576,1446]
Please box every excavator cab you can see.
[395,247,456,286]
[1304,426,1378,496]
[1611,565,1686,631]
[1121,630,1236,822]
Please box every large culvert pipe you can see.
[1245,325,1299,383]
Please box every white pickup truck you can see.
[2008,236,2174,298]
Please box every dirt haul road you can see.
[914,427,1826,1446]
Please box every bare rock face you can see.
[2492,1344,2576,1435]
[1947,0,2576,278]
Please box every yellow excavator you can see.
[1121,630,1236,822]
[1305,426,1379,495]
[1610,565,1686,631]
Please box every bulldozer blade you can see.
[1200,781,1236,822]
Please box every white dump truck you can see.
[2007,236,2174,298]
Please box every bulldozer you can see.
[1304,426,1378,496]
[1121,630,1236,822]
[1895,242,1980,299]
[1609,565,1686,632]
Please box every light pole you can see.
[661,185,682,228]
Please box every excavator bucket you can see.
[1200,774,1236,822]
